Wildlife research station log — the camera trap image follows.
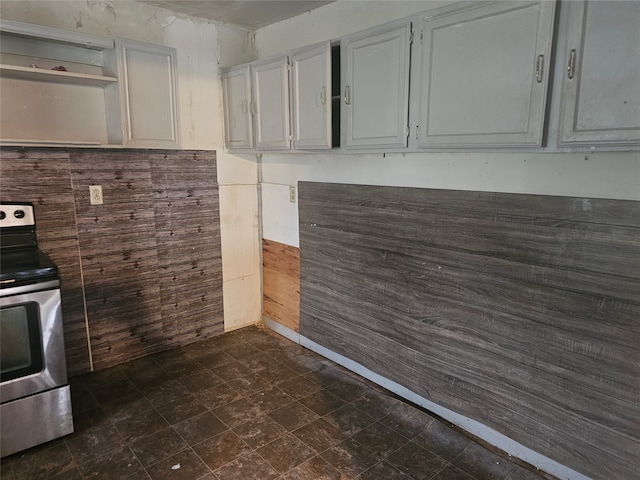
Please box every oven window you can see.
[0,302,44,382]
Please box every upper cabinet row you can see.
[222,0,640,152]
[222,43,333,151]
[0,20,180,148]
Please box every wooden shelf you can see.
[0,64,117,86]
[1,139,103,147]
[1,20,179,149]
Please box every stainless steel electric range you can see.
[0,202,73,457]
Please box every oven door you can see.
[0,280,67,404]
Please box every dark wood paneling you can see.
[298,182,640,480]
[0,149,90,375]
[263,239,300,332]
[151,151,224,344]
[1,147,224,374]
[70,150,165,369]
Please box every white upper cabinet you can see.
[116,39,180,148]
[341,20,412,149]
[290,42,332,150]
[558,0,640,146]
[415,1,555,148]
[252,56,291,150]
[221,64,254,150]
[219,0,638,153]
[0,20,181,148]
[222,54,299,152]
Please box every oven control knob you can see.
[0,211,5,220]
[14,209,26,219]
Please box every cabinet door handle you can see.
[535,54,544,83]
[567,49,576,80]
[241,99,248,114]
[320,86,326,106]
[344,85,351,105]
[251,101,257,115]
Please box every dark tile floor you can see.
[1,325,554,480]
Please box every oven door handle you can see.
[0,279,60,297]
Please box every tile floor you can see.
[1,325,554,480]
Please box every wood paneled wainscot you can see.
[0,149,89,376]
[298,182,640,480]
[262,239,300,332]
[0,148,223,374]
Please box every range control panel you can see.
[0,203,36,228]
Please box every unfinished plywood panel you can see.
[263,239,300,332]
[298,182,640,480]
[0,149,91,375]
[151,150,224,344]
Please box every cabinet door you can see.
[290,42,331,150]
[221,64,254,150]
[252,56,291,150]
[416,1,555,148]
[116,39,180,148]
[342,20,411,149]
[559,1,640,146]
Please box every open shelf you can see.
[1,20,179,149]
[0,64,117,87]
[1,138,103,146]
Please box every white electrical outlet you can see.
[89,185,103,205]
[289,185,296,203]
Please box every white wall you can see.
[0,0,262,331]
[254,0,640,248]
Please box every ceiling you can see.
[139,0,336,29]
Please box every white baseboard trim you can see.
[262,317,300,344]
[262,316,591,480]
